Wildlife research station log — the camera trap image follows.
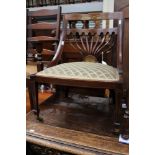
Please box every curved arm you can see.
[48,31,65,67]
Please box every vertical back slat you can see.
[63,12,123,69]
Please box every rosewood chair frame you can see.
[30,12,124,133]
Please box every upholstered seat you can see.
[36,62,119,82]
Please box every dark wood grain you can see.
[114,1,129,138]
[28,9,60,17]
[64,12,123,70]
[34,75,123,89]
[27,36,57,42]
[27,22,57,30]
[26,6,61,69]
[64,12,123,21]
[121,6,129,90]
[26,95,129,155]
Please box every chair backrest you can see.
[63,12,123,71]
[26,6,61,62]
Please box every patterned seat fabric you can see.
[36,62,119,82]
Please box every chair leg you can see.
[113,89,122,134]
[110,89,115,104]
[30,76,43,122]
[55,85,67,99]
[27,78,35,110]
[65,87,69,98]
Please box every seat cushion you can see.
[26,64,37,77]
[36,62,119,82]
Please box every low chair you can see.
[30,12,124,133]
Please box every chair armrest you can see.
[48,31,65,67]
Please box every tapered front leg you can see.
[113,89,122,134]
[27,77,34,110]
[30,75,42,121]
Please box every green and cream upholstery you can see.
[36,62,119,82]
